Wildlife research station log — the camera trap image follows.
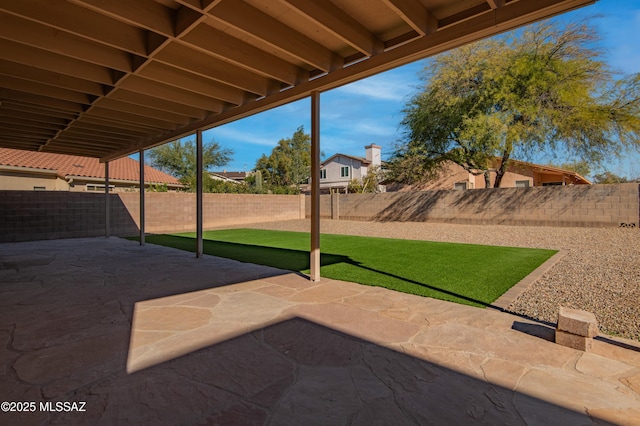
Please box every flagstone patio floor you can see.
[1,237,639,425]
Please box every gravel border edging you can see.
[490,250,567,311]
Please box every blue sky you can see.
[188,0,640,179]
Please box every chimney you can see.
[365,144,381,167]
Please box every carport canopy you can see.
[0,0,595,279]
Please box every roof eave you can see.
[65,175,183,187]
[0,164,63,179]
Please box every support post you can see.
[196,130,203,258]
[105,161,110,238]
[310,91,321,281]
[139,149,145,246]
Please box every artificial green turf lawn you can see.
[139,229,556,308]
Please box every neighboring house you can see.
[388,159,591,192]
[210,171,250,184]
[0,148,182,192]
[319,144,382,193]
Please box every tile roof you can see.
[0,148,180,185]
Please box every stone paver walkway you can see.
[1,237,639,425]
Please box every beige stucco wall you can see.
[0,172,174,193]
[68,182,142,193]
[0,173,69,191]
[416,163,477,191]
[481,163,535,188]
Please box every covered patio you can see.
[2,237,640,424]
[4,0,640,424]
[0,0,600,278]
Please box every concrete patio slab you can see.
[0,237,639,425]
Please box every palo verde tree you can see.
[551,161,592,178]
[255,126,311,192]
[147,138,233,192]
[389,19,640,188]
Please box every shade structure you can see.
[0,0,594,161]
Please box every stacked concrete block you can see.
[555,306,599,351]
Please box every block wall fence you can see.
[1,184,638,243]
[0,192,305,243]
[306,183,640,228]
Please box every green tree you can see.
[592,171,629,184]
[147,183,168,192]
[347,165,384,193]
[255,126,311,191]
[147,139,232,192]
[390,19,640,188]
[548,160,592,177]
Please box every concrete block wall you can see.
[306,183,639,228]
[0,191,305,243]
[117,193,305,234]
[0,191,139,243]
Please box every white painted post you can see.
[310,91,321,282]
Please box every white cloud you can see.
[335,80,404,101]
[351,120,397,137]
[333,72,418,102]
[208,127,277,147]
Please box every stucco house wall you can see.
[0,170,68,191]
[320,155,368,190]
[319,144,381,192]
[0,172,173,193]
[475,163,535,188]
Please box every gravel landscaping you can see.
[241,219,640,341]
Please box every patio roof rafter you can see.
[279,0,384,58]
[383,0,439,36]
[0,0,594,161]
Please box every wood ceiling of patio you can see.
[0,0,593,161]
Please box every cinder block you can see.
[557,306,599,337]
[555,330,593,351]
